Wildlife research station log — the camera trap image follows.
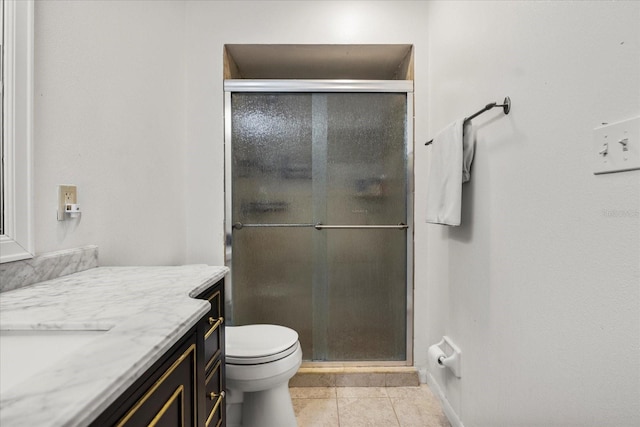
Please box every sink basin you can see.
[0,329,108,394]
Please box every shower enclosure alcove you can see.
[224,45,414,366]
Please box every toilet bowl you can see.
[225,324,302,427]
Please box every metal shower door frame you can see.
[223,79,415,366]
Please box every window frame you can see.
[1,0,34,263]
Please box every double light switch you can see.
[593,117,640,175]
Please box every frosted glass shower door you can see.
[230,93,316,356]
[228,87,410,362]
[321,93,407,361]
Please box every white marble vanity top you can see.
[0,265,228,427]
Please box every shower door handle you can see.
[313,223,409,230]
[232,222,409,230]
[232,222,317,230]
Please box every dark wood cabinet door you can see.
[115,339,198,427]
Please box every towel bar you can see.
[425,96,511,145]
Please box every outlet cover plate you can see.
[57,185,77,220]
[593,117,640,175]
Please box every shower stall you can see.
[224,80,413,364]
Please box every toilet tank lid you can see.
[226,324,299,358]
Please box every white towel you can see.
[426,119,475,226]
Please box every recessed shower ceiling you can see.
[225,44,413,80]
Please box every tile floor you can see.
[290,385,451,427]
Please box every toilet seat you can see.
[226,325,299,365]
[227,342,299,365]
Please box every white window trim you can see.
[1,0,34,263]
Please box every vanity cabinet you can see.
[91,279,226,427]
[197,282,226,427]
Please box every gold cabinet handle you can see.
[208,390,225,400]
[205,316,223,340]
[208,316,224,326]
[207,390,226,424]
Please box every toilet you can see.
[225,324,302,427]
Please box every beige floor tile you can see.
[289,383,450,427]
[386,385,444,412]
[386,384,434,399]
[391,398,451,427]
[338,397,400,427]
[336,387,388,398]
[293,398,339,427]
[290,387,336,399]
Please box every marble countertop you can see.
[0,265,229,427]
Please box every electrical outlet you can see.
[62,186,76,204]
[57,185,78,220]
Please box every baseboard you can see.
[426,372,464,427]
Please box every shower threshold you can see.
[291,365,419,387]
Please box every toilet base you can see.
[226,383,297,427]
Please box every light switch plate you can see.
[593,117,640,175]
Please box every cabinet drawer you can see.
[202,287,223,372]
[116,343,197,427]
[204,360,224,427]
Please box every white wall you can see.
[34,0,187,266]
[424,2,640,427]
